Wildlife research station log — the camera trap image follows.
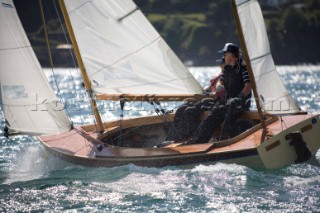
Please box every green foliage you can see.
[267,0,320,64]
[134,0,320,65]
[15,0,320,66]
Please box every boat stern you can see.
[257,114,320,169]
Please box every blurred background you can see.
[13,0,320,67]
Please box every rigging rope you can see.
[107,100,175,145]
[39,0,73,130]
[52,0,87,125]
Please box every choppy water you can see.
[1,66,320,212]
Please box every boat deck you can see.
[39,114,313,158]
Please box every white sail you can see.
[63,0,204,97]
[235,0,301,114]
[0,0,71,135]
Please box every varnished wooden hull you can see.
[38,112,320,169]
[40,140,263,168]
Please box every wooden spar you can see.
[39,0,53,67]
[58,0,104,132]
[231,0,267,142]
[96,93,209,102]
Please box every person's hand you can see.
[216,84,224,93]
[227,97,242,106]
[209,92,216,98]
[237,91,245,100]
[204,85,211,92]
[215,84,224,98]
[227,93,244,108]
[205,91,216,98]
[227,92,245,109]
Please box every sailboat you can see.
[1,0,319,169]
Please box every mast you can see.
[59,0,104,133]
[231,0,267,142]
[39,0,54,68]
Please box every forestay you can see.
[235,0,301,114]
[0,0,71,135]
[63,0,204,98]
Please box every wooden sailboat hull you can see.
[38,112,320,169]
[41,143,263,168]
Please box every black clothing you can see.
[165,98,219,141]
[220,60,250,100]
[192,60,251,144]
[167,102,202,141]
[164,72,224,142]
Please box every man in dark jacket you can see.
[188,43,252,144]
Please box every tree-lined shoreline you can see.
[14,0,320,66]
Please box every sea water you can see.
[0,66,319,212]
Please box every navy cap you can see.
[218,43,240,54]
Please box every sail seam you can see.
[67,1,93,15]
[261,94,299,113]
[23,105,38,133]
[91,36,162,77]
[250,52,271,62]
[236,0,252,7]
[0,46,32,51]
[262,94,293,103]
[67,0,139,23]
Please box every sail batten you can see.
[63,0,204,96]
[0,0,71,135]
[117,6,139,22]
[250,53,271,61]
[235,0,301,114]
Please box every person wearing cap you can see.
[163,60,226,143]
[187,43,252,144]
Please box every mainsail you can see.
[235,0,301,114]
[62,0,204,98]
[0,0,71,135]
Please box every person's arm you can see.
[240,66,251,97]
[242,82,252,97]
[204,85,211,92]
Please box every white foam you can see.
[4,145,70,184]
